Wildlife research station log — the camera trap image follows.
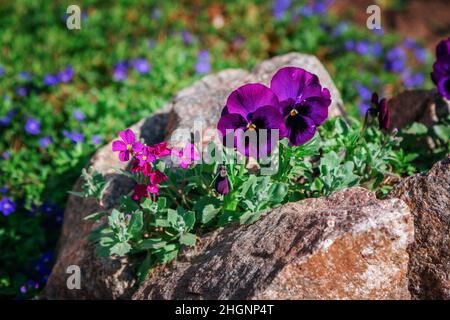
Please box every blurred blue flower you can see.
[19,71,32,81]
[355,41,370,55]
[370,42,383,56]
[0,109,14,126]
[2,151,11,160]
[39,136,53,148]
[151,8,161,20]
[91,135,103,145]
[402,70,425,88]
[182,30,193,46]
[355,83,372,100]
[25,118,41,135]
[63,130,84,143]
[16,86,28,97]
[0,186,7,194]
[358,102,371,116]
[73,108,86,121]
[371,27,384,36]
[195,50,210,74]
[0,65,4,76]
[113,61,127,81]
[413,48,427,64]
[0,197,16,216]
[332,22,349,37]
[313,0,333,15]
[131,58,151,74]
[344,40,355,51]
[58,65,74,83]
[385,47,406,73]
[272,0,291,20]
[43,74,59,86]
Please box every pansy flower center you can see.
[290,109,299,117]
[246,123,257,131]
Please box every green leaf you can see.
[433,124,450,141]
[128,211,143,239]
[137,238,167,250]
[182,211,196,231]
[179,233,196,247]
[201,204,220,224]
[110,242,132,256]
[137,253,154,283]
[83,211,107,222]
[167,209,178,225]
[267,183,288,204]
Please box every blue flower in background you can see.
[113,61,128,81]
[58,65,74,83]
[19,71,32,80]
[355,41,370,55]
[195,50,210,74]
[43,74,59,86]
[91,135,103,145]
[16,86,28,97]
[358,102,371,116]
[182,30,193,46]
[63,130,84,143]
[344,40,355,51]
[39,136,53,148]
[355,83,372,100]
[131,58,151,74]
[0,197,16,216]
[0,109,14,126]
[332,22,349,37]
[413,48,426,64]
[2,151,11,160]
[385,47,407,73]
[272,0,291,20]
[0,186,7,194]
[73,108,86,121]
[25,118,41,135]
[402,70,425,88]
[0,65,5,76]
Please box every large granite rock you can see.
[389,156,450,300]
[133,188,413,300]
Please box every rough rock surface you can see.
[133,188,413,300]
[388,89,450,129]
[389,156,450,300]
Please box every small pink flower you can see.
[150,170,168,185]
[132,184,148,201]
[147,184,159,194]
[172,143,200,169]
[112,129,143,162]
[135,146,156,167]
[150,141,171,158]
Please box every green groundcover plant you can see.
[0,0,448,299]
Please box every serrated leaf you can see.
[179,233,196,246]
[201,204,220,224]
[110,242,131,256]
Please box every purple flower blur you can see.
[43,74,59,86]
[270,67,331,146]
[63,130,84,144]
[131,58,151,74]
[58,65,74,83]
[113,61,128,81]
[0,65,4,77]
[25,118,41,135]
[0,197,16,216]
[0,109,14,126]
[195,50,210,75]
[431,37,450,100]
[182,31,193,46]
[272,0,291,20]
[39,136,52,148]
[217,83,286,157]
[91,135,103,145]
[73,108,85,121]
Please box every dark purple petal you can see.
[215,175,229,195]
[378,98,390,131]
[270,67,317,102]
[298,96,330,126]
[119,151,130,162]
[226,83,279,119]
[217,113,247,137]
[437,76,450,100]
[250,105,287,137]
[436,37,450,59]
[285,115,317,146]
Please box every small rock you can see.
[389,156,450,300]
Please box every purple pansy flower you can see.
[270,67,331,146]
[217,83,286,157]
[113,61,128,81]
[371,93,390,131]
[25,118,41,135]
[195,50,210,75]
[0,197,16,216]
[112,129,143,162]
[131,58,151,74]
[39,136,52,148]
[431,37,450,100]
[215,165,229,195]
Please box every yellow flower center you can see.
[246,123,257,131]
[290,109,298,117]
[127,144,133,151]
[142,155,147,161]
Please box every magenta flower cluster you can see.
[112,129,200,201]
[217,66,331,156]
[431,37,450,100]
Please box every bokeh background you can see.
[0,0,449,299]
